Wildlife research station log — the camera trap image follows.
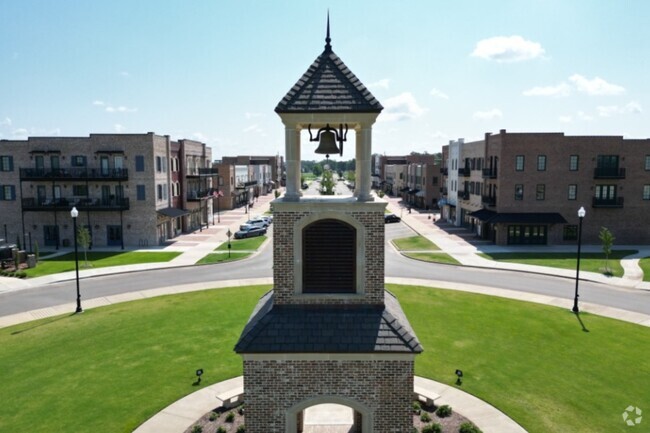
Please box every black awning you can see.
[157,207,189,218]
[408,188,420,195]
[400,187,409,192]
[468,209,497,222]
[489,213,567,224]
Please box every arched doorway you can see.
[286,397,372,433]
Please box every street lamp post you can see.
[226,229,232,258]
[71,207,83,313]
[573,206,586,313]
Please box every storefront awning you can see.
[157,207,190,218]
[487,212,567,224]
[408,188,420,195]
[400,187,410,192]
[468,209,497,222]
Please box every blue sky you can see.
[1,0,648,159]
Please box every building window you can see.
[595,184,617,200]
[137,185,146,201]
[157,184,163,200]
[0,156,13,171]
[644,185,650,200]
[156,156,162,172]
[536,184,545,200]
[72,185,88,196]
[645,155,650,171]
[568,184,577,200]
[135,155,145,172]
[0,185,16,200]
[514,184,524,200]
[71,155,87,167]
[537,155,546,171]
[432,176,438,185]
[569,155,579,171]
[563,225,578,241]
[162,157,167,173]
[515,155,524,171]
[507,225,547,245]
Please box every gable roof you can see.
[235,290,422,354]
[275,28,383,113]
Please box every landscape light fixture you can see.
[70,206,83,313]
[196,368,203,383]
[573,206,586,313]
[455,369,463,385]
[226,229,232,258]
[308,123,348,159]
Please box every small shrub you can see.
[225,411,235,422]
[459,422,483,433]
[236,426,246,433]
[377,190,385,198]
[238,405,245,415]
[420,412,431,422]
[217,427,226,433]
[436,404,452,418]
[208,411,218,421]
[191,426,203,433]
[16,271,26,278]
[422,423,442,433]
[412,400,421,413]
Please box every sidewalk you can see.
[383,194,650,291]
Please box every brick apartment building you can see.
[440,130,650,245]
[377,154,440,209]
[0,133,215,249]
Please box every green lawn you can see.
[215,235,267,251]
[403,252,460,265]
[23,251,182,278]
[478,250,637,278]
[195,252,251,264]
[393,235,440,251]
[639,257,650,282]
[1,285,647,433]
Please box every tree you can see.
[77,226,92,267]
[312,164,323,177]
[319,169,336,195]
[599,227,615,275]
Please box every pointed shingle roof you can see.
[275,30,383,113]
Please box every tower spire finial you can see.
[325,10,331,50]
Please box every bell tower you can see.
[235,16,422,433]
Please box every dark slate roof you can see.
[275,40,383,113]
[488,212,567,224]
[235,290,422,354]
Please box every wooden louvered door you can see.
[303,219,356,293]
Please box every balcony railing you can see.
[187,190,212,201]
[19,167,128,181]
[482,195,497,206]
[21,197,130,211]
[440,167,448,176]
[594,167,625,179]
[592,197,624,208]
[458,167,470,177]
[186,168,219,177]
[459,190,470,200]
[482,168,498,179]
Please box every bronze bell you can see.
[314,130,340,157]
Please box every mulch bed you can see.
[184,401,480,433]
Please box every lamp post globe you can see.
[71,207,83,313]
[573,206,586,313]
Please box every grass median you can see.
[2,284,647,432]
[23,251,182,278]
[478,250,637,277]
[639,257,650,281]
[393,235,460,265]
[195,235,267,264]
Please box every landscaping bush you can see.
[217,427,226,433]
[435,405,452,418]
[420,412,431,422]
[236,426,246,433]
[412,400,421,414]
[422,423,442,433]
[225,411,235,422]
[208,411,218,421]
[238,405,245,415]
[191,425,202,433]
[459,422,483,433]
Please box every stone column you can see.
[284,125,302,201]
[356,126,373,202]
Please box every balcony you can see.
[593,167,625,179]
[459,190,470,200]
[187,190,212,201]
[592,197,624,208]
[186,168,219,177]
[440,167,448,176]
[482,195,497,207]
[458,167,470,177]
[440,187,448,195]
[21,197,130,211]
[19,167,128,181]
[482,168,498,179]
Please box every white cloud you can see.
[430,131,448,139]
[368,79,390,89]
[471,35,545,62]
[0,117,11,126]
[558,115,573,123]
[243,124,265,134]
[120,71,130,77]
[12,128,28,138]
[523,83,571,98]
[244,112,264,119]
[114,124,125,133]
[192,132,208,142]
[429,88,449,99]
[569,74,625,96]
[379,92,427,122]
[92,100,105,106]
[577,111,593,121]
[597,101,642,117]
[473,108,503,120]
[105,105,137,113]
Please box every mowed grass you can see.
[23,251,182,278]
[393,235,440,251]
[403,252,461,265]
[195,252,251,264]
[1,285,648,432]
[478,250,637,277]
[215,235,267,251]
[639,257,650,281]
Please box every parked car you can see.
[254,215,273,225]
[234,225,267,239]
[241,218,269,230]
[384,214,401,224]
[301,183,308,189]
